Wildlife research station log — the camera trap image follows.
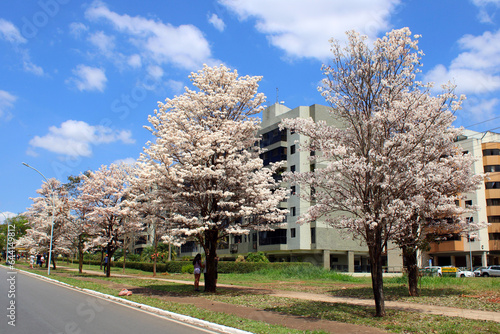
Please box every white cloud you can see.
[471,0,500,23]
[147,65,164,79]
[424,30,500,95]
[218,0,400,60]
[465,97,499,120]
[166,79,184,94]
[29,120,135,157]
[0,19,27,44]
[88,31,116,56]
[0,90,17,121]
[69,64,107,92]
[128,54,142,68]
[208,13,225,32]
[69,22,88,38]
[85,1,216,69]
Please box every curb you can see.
[7,266,253,334]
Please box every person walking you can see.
[29,253,35,268]
[193,253,203,292]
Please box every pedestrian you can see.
[29,253,35,269]
[36,253,41,267]
[40,255,45,267]
[104,254,108,274]
[193,253,203,292]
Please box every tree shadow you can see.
[327,285,465,301]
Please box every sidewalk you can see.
[59,266,500,324]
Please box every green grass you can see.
[17,266,326,334]
[14,262,500,334]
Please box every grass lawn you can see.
[15,261,500,334]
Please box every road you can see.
[0,266,226,334]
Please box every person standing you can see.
[193,253,202,292]
[29,253,35,268]
[104,254,109,274]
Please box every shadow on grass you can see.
[328,285,465,301]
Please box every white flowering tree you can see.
[281,28,482,316]
[18,179,74,269]
[78,164,142,277]
[141,65,288,292]
[65,173,96,274]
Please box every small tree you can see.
[281,28,480,316]
[141,65,288,292]
[18,179,74,269]
[78,164,142,277]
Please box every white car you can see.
[456,269,474,277]
[473,266,487,277]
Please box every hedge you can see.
[74,258,312,274]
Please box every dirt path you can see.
[56,267,500,332]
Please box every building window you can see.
[233,235,242,243]
[484,165,500,173]
[310,164,315,172]
[483,149,500,156]
[290,165,296,172]
[290,145,296,154]
[291,207,296,216]
[488,216,500,223]
[311,227,316,244]
[465,200,473,207]
[489,233,500,240]
[291,228,296,238]
[486,182,500,189]
[487,199,500,206]
[259,229,287,245]
[291,186,296,195]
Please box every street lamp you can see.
[23,162,55,275]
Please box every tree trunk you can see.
[368,233,386,317]
[403,245,419,297]
[51,252,57,270]
[203,229,218,293]
[78,235,83,274]
[106,245,114,278]
[153,224,158,277]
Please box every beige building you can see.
[421,130,500,268]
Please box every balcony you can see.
[429,240,464,253]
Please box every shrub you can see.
[246,251,269,263]
[182,264,194,274]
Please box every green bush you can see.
[182,264,194,274]
[246,251,269,263]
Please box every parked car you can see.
[456,268,474,277]
[422,266,442,276]
[473,266,487,277]
[480,265,500,277]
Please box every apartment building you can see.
[422,130,500,268]
[175,103,403,272]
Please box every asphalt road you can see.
[0,266,224,334]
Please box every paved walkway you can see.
[58,266,500,324]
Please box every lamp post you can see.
[23,162,55,275]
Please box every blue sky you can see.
[1,0,500,220]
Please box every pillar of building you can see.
[347,251,355,273]
[450,255,456,266]
[482,252,488,266]
[465,254,471,270]
[323,249,330,270]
